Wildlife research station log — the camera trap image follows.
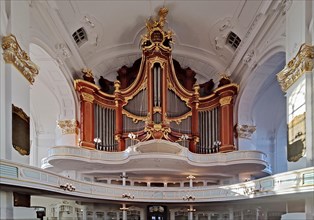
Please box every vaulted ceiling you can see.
[30,0,286,85]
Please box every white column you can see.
[284,0,314,170]
[195,213,199,220]
[207,214,211,220]
[188,206,194,220]
[122,172,126,186]
[122,204,127,220]
[140,209,145,220]
[305,71,313,167]
[229,208,234,220]
[305,197,314,219]
[170,210,175,220]
[0,191,13,220]
[0,1,12,161]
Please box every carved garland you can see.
[57,119,78,135]
[1,34,39,84]
[277,44,314,92]
[236,124,256,139]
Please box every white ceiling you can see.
[38,0,267,83]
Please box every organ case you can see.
[74,7,238,154]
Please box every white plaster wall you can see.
[286,1,306,61]
[13,207,37,219]
[251,80,286,174]
[274,118,288,174]
[10,0,30,51]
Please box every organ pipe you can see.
[197,107,220,154]
[93,104,117,151]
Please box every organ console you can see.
[74,7,238,154]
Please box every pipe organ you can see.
[75,7,238,154]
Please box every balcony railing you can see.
[1,159,313,203]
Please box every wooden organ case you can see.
[75,7,239,154]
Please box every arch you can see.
[237,48,285,124]
[236,49,287,175]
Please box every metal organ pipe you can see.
[93,104,116,152]
[197,107,220,154]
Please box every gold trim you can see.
[57,119,78,135]
[12,145,29,156]
[81,92,94,103]
[212,83,240,95]
[74,79,115,98]
[122,109,147,123]
[1,34,39,84]
[277,44,314,92]
[219,96,232,106]
[167,112,192,124]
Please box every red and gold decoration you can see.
[74,7,239,153]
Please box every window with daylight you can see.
[287,79,306,162]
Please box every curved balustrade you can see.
[43,140,268,167]
[1,159,313,203]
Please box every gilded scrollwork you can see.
[167,112,192,124]
[277,44,314,91]
[122,109,147,123]
[1,34,39,84]
[57,119,78,135]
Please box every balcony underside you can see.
[42,140,269,179]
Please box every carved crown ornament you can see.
[141,7,174,52]
[277,44,314,92]
[57,119,78,135]
[1,34,39,84]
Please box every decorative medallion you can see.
[277,44,314,92]
[2,34,39,84]
[141,7,173,52]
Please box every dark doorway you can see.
[147,205,167,220]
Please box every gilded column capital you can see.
[57,119,78,135]
[277,43,314,92]
[236,124,256,139]
[81,92,94,103]
[219,96,232,106]
[1,34,39,84]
